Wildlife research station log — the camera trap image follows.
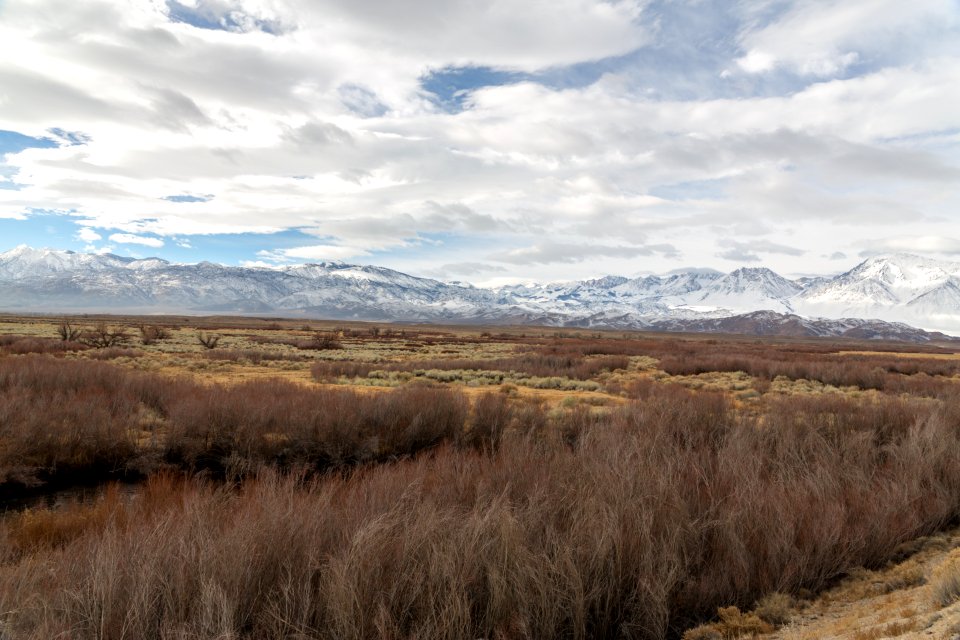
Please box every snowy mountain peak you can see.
[721,267,801,291]
[0,247,958,336]
[848,253,960,288]
[684,266,802,314]
[581,275,630,289]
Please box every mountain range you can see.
[1,246,958,342]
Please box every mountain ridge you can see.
[1,246,958,341]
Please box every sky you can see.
[0,0,958,284]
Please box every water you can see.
[0,481,141,515]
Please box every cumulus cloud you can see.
[76,227,102,242]
[735,0,958,77]
[0,0,957,282]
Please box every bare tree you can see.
[82,323,129,348]
[56,320,82,342]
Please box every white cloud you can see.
[0,0,957,281]
[239,260,283,268]
[108,233,165,248]
[735,0,959,77]
[263,244,371,262]
[83,244,115,255]
[860,236,960,256]
[76,227,102,242]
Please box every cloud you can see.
[717,249,759,262]
[858,236,960,256]
[735,0,959,77]
[239,260,283,268]
[429,262,508,277]
[261,244,371,262]
[83,244,115,254]
[489,241,678,265]
[718,239,805,256]
[108,233,165,248]
[0,0,957,282]
[76,227,102,242]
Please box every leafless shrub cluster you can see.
[3,379,960,639]
[80,322,130,348]
[0,356,471,486]
[657,345,960,396]
[0,334,86,355]
[305,331,343,350]
[310,360,378,381]
[85,347,143,360]
[138,324,171,345]
[55,320,82,342]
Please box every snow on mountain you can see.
[674,267,803,314]
[0,246,959,338]
[796,254,960,331]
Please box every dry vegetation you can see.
[1,314,960,639]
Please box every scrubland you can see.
[1,314,960,639]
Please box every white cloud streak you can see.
[108,233,165,248]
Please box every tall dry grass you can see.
[3,383,960,639]
[0,356,469,487]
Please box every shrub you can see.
[81,323,130,348]
[930,549,960,608]
[303,332,342,350]
[197,332,221,349]
[458,392,512,452]
[138,324,170,345]
[753,592,794,626]
[0,336,86,354]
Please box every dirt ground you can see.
[767,529,960,640]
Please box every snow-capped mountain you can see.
[1,246,958,339]
[797,254,960,330]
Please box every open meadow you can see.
[3,314,960,639]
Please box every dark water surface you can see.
[1,480,141,514]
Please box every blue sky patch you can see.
[163,194,212,203]
[0,211,81,248]
[421,66,533,112]
[0,215,367,265]
[48,128,92,146]
[0,130,58,156]
[165,0,283,34]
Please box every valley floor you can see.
[2,313,960,639]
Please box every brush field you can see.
[2,313,960,639]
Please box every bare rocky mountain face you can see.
[1,246,957,342]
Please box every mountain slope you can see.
[799,254,960,311]
[0,246,958,339]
